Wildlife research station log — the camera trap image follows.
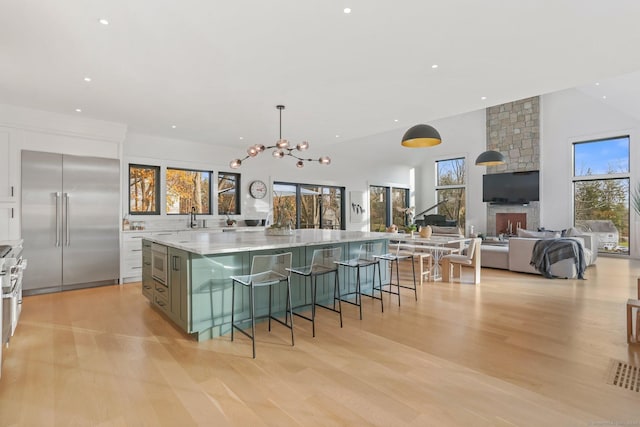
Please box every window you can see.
[369,185,409,231]
[369,186,387,232]
[218,172,240,215]
[573,136,629,254]
[392,188,410,227]
[166,167,212,214]
[129,164,160,215]
[435,158,466,228]
[273,182,345,230]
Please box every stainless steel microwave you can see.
[151,243,168,285]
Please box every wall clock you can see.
[249,180,267,199]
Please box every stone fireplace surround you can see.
[484,97,540,236]
[487,202,540,237]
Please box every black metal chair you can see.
[336,242,384,319]
[286,247,343,336]
[230,252,294,358]
[374,242,417,306]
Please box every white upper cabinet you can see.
[0,132,15,202]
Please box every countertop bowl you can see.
[244,219,260,226]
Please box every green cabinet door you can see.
[169,247,190,330]
[141,239,153,300]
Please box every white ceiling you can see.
[2,0,640,151]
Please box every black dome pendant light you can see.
[475,150,506,166]
[400,124,442,147]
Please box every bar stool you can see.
[230,252,294,358]
[286,246,343,337]
[374,242,417,306]
[336,242,384,319]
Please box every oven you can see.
[1,243,26,347]
[151,243,168,285]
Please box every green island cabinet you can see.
[142,237,388,341]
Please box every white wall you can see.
[0,104,125,240]
[411,110,488,235]
[123,130,416,231]
[541,88,640,257]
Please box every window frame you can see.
[369,185,409,231]
[217,172,241,215]
[572,136,630,255]
[273,181,346,230]
[165,166,213,215]
[434,157,466,228]
[128,163,161,215]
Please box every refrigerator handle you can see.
[55,192,61,247]
[64,192,70,246]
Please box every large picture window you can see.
[218,172,240,215]
[129,164,160,215]
[435,158,466,228]
[166,167,212,214]
[573,136,630,254]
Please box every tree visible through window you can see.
[435,158,466,228]
[272,182,345,230]
[218,172,240,215]
[369,186,387,232]
[129,164,160,215]
[573,136,629,254]
[166,167,211,214]
[369,185,409,231]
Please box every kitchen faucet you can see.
[190,206,197,228]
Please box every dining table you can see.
[386,234,471,280]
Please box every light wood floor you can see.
[1,257,639,426]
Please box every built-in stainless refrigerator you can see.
[21,150,120,295]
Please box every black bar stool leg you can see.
[250,285,256,359]
[287,278,294,346]
[335,272,343,327]
[311,276,317,337]
[231,280,236,341]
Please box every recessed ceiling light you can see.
[335,134,340,138]
[343,8,351,14]
[239,136,244,140]
[595,82,600,86]
[431,64,438,69]
[602,95,607,99]
[481,96,487,100]
[83,77,92,82]
[75,108,82,113]
[171,125,177,129]
[98,18,109,25]
[394,119,399,122]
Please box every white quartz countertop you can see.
[0,239,23,247]
[144,229,391,255]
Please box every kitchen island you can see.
[142,229,391,340]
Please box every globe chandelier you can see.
[229,105,331,169]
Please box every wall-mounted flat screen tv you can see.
[482,170,539,204]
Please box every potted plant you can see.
[633,182,640,216]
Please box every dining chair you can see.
[230,252,294,358]
[441,238,482,284]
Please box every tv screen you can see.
[482,171,539,204]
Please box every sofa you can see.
[481,228,597,278]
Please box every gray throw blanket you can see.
[530,238,586,279]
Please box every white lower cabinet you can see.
[0,204,18,241]
[121,231,177,282]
